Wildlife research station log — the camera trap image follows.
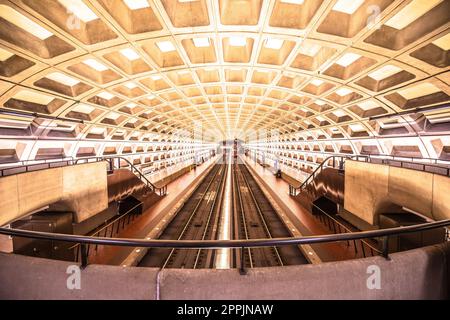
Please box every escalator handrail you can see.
[74,156,167,196]
[290,155,356,193]
[289,154,450,196]
[0,155,168,196]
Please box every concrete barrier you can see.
[1,242,448,299]
[0,161,108,225]
[344,160,450,225]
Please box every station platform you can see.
[146,160,196,187]
[242,156,364,262]
[89,156,219,265]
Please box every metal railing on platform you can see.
[1,219,449,269]
[288,154,450,196]
[311,204,381,259]
[69,202,143,263]
[74,156,167,196]
[0,155,168,196]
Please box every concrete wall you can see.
[0,243,449,299]
[344,160,450,225]
[0,162,108,225]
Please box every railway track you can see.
[138,160,308,269]
[232,162,308,269]
[138,163,226,269]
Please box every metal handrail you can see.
[69,201,143,250]
[0,155,76,168]
[354,155,450,176]
[1,219,449,267]
[0,155,168,196]
[311,203,381,258]
[288,154,450,196]
[251,146,449,165]
[289,155,351,196]
[0,156,76,177]
[74,156,167,196]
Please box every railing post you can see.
[239,247,246,275]
[80,244,88,269]
[381,236,390,260]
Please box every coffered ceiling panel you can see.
[0,0,448,162]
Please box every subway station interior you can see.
[0,0,449,300]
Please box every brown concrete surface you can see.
[244,157,367,262]
[56,161,109,223]
[88,156,218,265]
[344,160,450,225]
[1,242,448,300]
[0,161,108,225]
[0,252,158,299]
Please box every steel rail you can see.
[237,164,284,267]
[1,219,449,249]
[193,163,227,269]
[160,164,223,269]
[234,163,253,269]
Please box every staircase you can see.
[288,154,450,211]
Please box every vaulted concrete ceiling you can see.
[0,0,449,161]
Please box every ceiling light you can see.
[298,43,321,56]
[283,72,296,78]
[0,5,53,40]
[368,65,403,81]
[335,53,361,67]
[57,0,98,23]
[349,124,365,131]
[281,0,305,4]
[124,82,138,89]
[310,79,324,86]
[151,75,162,81]
[315,100,326,105]
[229,36,247,47]
[397,83,440,100]
[316,116,326,122]
[97,92,114,100]
[193,37,210,47]
[14,90,54,105]
[106,112,120,120]
[358,100,379,110]
[90,127,105,135]
[126,103,137,108]
[265,38,284,50]
[332,0,364,14]
[336,88,353,96]
[385,0,443,30]
[46,72,80,86]
[333,110,347,117]
[119,48,140,61]
[0,47,14,61]
[123,0,149,10]
[73,104,95,113]
[432,32,450,50]
[83,59,108,71]
[156,41,176,53]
